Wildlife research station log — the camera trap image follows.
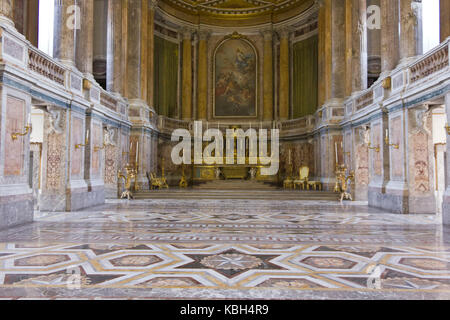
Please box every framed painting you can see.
[213,35,257,118]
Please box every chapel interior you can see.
[0,0,449,300]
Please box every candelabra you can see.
[117,163,137,200]
[335,164,355,203]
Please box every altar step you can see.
[193,179,276,190]
[134,189,339,200]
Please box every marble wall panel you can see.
[372,123,382,177]
[391,116,403,178]
[71,117,83,176]
[356,144,369,186]
[91,123,102,175]
[4,96,25,177]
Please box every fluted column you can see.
[278,28,290,120]
[147,0,157,108]
[76,0,94,76]
[345,0,368,96]
[0,0,14,26]
[399,0,422,64]
[106,0,122,93]
[182,29,193,120]
[380,0,399,76]
[197,30,209,120]
[441,0,450,42]
[53,0,76,66]
[262,29,274,120]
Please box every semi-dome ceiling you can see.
[158,0,314,27]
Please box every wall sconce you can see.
[445,123,450,135]
[94,143,106,152]
[11,124,32,141]
[384,129,399,149]
[367,143,380,153]
[75,129,89,150]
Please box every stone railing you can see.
[355,89,373,112]
[158,116,191,134]
[100,90,118,112]
[28,47,65,86]
[409,39,449,84]
[279,115,315,136]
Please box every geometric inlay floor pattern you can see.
[0,199,449,300]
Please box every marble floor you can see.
[0,198,449,300]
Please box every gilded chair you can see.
[294,166,309,190]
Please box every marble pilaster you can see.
[318,1,326,106]
[0,85,33,230]
[330,0,346,100]
[39,107,69,212]
[262,29,274,121]
[406,106,436,214]
[53,0,76,67]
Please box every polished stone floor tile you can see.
[0,199,449,299]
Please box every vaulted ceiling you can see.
[158,0,314,26]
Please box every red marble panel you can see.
[71,117,83,176]
[372,123,382,176]
[91,124,102,175]
[412,131,430,192]
[4,96,25,176]
[391,117,403,178]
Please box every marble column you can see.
[0,0,14,26]
[197,30,209,120]
[443,93,450,225]
[147,0,157,108]
[318,1,326,106]
[126,0,143,100]
[441,0,450,42]
[25,0,39,47]
[345,0,368,96]
[262,29,274,121]
[399,0,422,64]
[330,0,346,100]
[367,0,381,83]
[140,0,148,103]
[182,29,193,120]
[278,28,290,120]
[106,0,122,93]
[75,0,94,77]
[380,0,399,76]
[53,0,76,66]
[93,0,108,87]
